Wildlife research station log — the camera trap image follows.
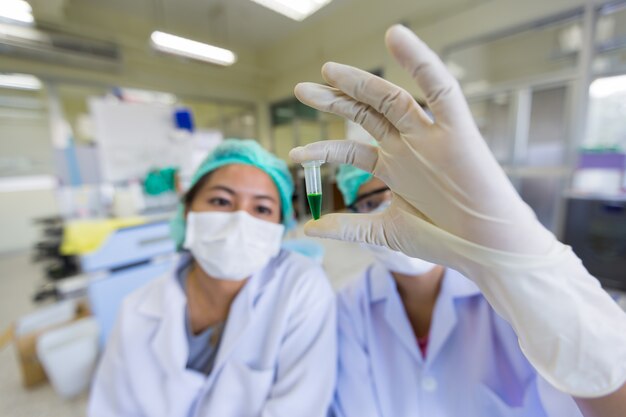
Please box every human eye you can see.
[208,197,231,207]
[255,205,273,216]
[365,199,379,211]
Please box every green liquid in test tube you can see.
[302,160,324,220]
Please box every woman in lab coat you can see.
[330,166,584,417]
[88,139,336,417]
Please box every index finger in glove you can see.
[319,62,433,133]
[303,212,390,248]
[294,82,397,143]
[289,139,378,173]
[385,24,472,128]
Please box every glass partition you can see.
[57,84,108,144]
[0,83,54,177]
[526,85,569,167]
[447,13,579,232]
[446,14,581,94]
[586,2,626,151]
[586,74,626,150]
[468,93,513,163]
[593,3,626,74]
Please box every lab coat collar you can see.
[440,268,481,299]
[368,262,481,366]
[208,252,287,373]
[368,263,423,363]
[369,262,393,302]
[136,253,187,320]
[136,252,283,379]
[425,268,481,366]
[368,262,480,302]
[135,258,190,379]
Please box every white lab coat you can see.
[333,263,583,417]
[89,250,336,417]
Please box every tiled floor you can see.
[0,226,373,416]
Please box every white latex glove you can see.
[290,24,626,398]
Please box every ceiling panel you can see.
[71,0,483,51]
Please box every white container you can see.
[36,317,100,398]
[15,300,76,336]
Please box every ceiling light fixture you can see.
[249,0,332,21]
[0,73,42,90]
[0,0,34,24]
[150,31,237,66]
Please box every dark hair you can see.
[183,172,213,210]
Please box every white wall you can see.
[0,2,270,110]
[262,0,587,101]
[0,3,277,145]
[0,110,54,176]
[0,188,59,252]
[2,1,590,143]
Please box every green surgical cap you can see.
[336,164,373,206]
[170,139,294,248]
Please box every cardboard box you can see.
[11,301,91,388]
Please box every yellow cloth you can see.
[60,217,147,255]
[0,326,13,350]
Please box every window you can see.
[444,13,581,232]
[445,13,582,94]
[0,83,53,177]
[468,93,513,163]
[585,75,626,150]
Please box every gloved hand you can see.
[290,24,626,398]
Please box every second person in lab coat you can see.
[331,164,584,417]
[89,139,336,417]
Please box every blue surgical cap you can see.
[336,164,373,206]
[170,139,294,248]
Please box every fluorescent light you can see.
[590,75,626,98]
[0,73,41,90]
[150,31,237,66]
[249,0,332,21]
[0,0,34,24]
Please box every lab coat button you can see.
[422,376,437,392]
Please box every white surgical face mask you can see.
[359,198,436,275]
[183,211,284,281]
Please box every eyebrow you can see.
[352,186,390,204]
[208,185,278,203]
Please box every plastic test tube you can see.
[301,160,324,220]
